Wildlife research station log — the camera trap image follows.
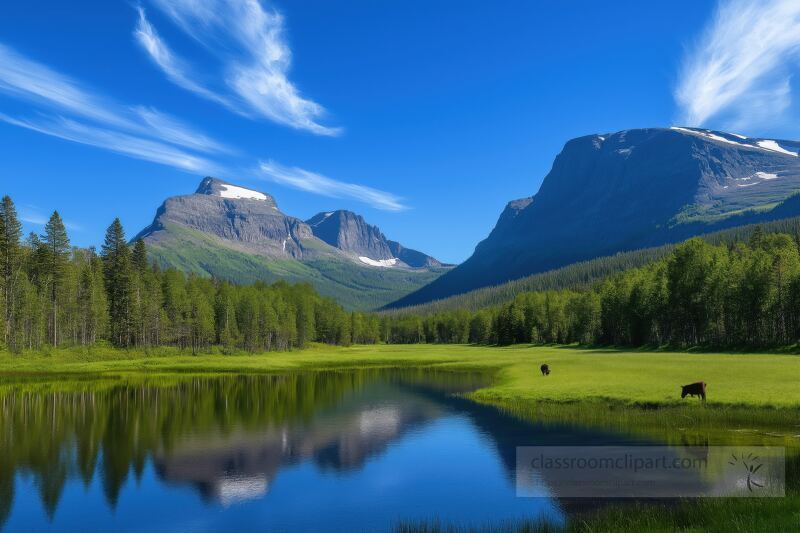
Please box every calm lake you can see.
[0,369,790,531]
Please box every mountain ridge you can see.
[135,177,450,310]
[304,209,445,268]
[388,126,800,308]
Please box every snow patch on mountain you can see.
[731,172,779,187]
[755,172,779,180]
[219,184,268,201]
[670,127,798,158]
[670,127,745,148]
[359,256,398,267]
[756,140,798,157]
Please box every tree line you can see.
[381,228,800,348]
[385,215,800,315]
[8,191,800,352]
[0,196,382,353]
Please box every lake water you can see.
[0,369,788,531]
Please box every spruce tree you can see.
[0,196,22,347]
[131,239,148,273]
[42,211,70,346]
[102,219,133,347]
[749,225,765,249]
[0,208,5,345]
[130,239,147,345]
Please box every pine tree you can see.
[42,212,70,346]
[77,250,108,345]
[101,219,133,347]
[0,196,23,348]
[131,239,148,273]
[130,239,147,346]
[0,210,5,345]
[215,282,239,350]
[749,225,765,250]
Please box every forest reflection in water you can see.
[4,368,791,531]
[0,369,503,529]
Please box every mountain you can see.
[305,210,445,268]
[389,126,800,308]
[385,215,800,316]
[134,177,449,310]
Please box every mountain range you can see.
[135,127,800,312]
[389,127,800,308]
[134,177,449,310]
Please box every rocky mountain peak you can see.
[133,178,449,310]
[388,126,800,308]
[195,177,278,209]
[306,210,394,260]
[305,210,445,268]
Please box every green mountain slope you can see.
[384,215,800,315]
[147,224,447,310]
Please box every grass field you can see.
[3,343,800,407]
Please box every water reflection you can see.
[2,370,792,531]
[0,370,500,529]
[149,371,463,507]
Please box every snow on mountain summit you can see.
[217,183,269,201]
[669,127,798,157]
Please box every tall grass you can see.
[395,495,800,532]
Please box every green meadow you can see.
[4,344,800,408]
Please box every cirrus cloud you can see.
[0,41,230,171]
[136,1,341,136]
[675,0,800,131]
[0,41,400,213]
[259,160,407,212]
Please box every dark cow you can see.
[681,381,707,401]
[540,364,550,376]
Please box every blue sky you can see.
[2,0,799,263]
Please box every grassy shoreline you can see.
[3,343,800,407]
[4,343,800,438]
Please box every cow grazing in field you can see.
[540,364,550,376]
[681,381,706,401]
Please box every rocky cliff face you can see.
[305,210,444,268]
[306,210,394,260]
[134,177,449,310]
[390,127,800,307]
[135,177,316,259]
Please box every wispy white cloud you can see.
[0,43,129,129]
[19,205,82,232]
[259,160,406,212]
[0,113,216,172]
[133,6,241,114]
[19,213,47,226]
[0,41,404,212]
[0,42,228,172]
[140,0,340,136]
[675,0,800,130]
[134,106,233,154]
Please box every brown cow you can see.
[681,381,707,401]
[540,364,550,376]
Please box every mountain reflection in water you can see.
[0,368,700,531]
